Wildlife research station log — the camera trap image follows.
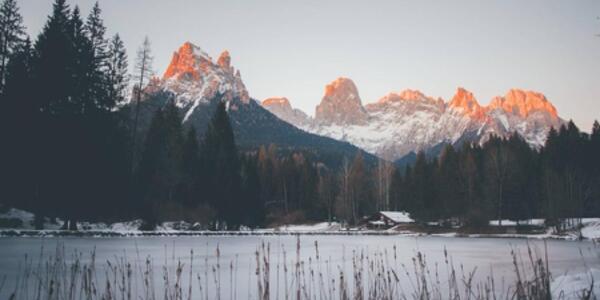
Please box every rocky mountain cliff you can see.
[135,42,375,167]
[315,77,368,125]
[263,78,564,161]
[136,42,564,164]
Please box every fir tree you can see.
[32,0,72,114]
[30,0,74,227]
[0,38,34,212]
[241,156,263,227]
[482,136,511,225]
[136,101,184,229]
[84,2,107,65]
[179,127,201,207]
[84,2,113,110]
[0,0,25,92]
[69,6,96,114]
[201,101,242,229]
[107,34,129,105]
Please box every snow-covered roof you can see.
[369,220,386,225]
[379,211,414,223]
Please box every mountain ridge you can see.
[263,77,564,161]
[134,42,377,168]
[139,41,564,164]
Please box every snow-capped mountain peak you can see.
[262,97,311,127]
[160,42,249,121]
[373,89,442,106]
[163,42,211,81]
[263,78,565,161]
[449,87,486,120]
[315,77,368,125]
[487,89,558,119]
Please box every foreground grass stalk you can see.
[0,240,596,300]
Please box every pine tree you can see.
[591,121,600,175]
[180,127,201,207]
[136,100,184,229]
[30,0,74,226]
[405,151,436,223]
[84,2,107,65]
[131,36,154,172]
[69,6,96,114]
[241,156,263,227]
[437,144,462,223]
[458,144,486,226]
[0,0,25,92]
[589,120,600,216]
[201,101,242,229]
[107,34,129,105]
[503,134,536,223]
[482,136,511,226]
[0,38,34,212]
[83,2,112,110]
[32,0,72,114]
[27,1,125,229]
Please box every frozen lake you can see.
[0,235,598,299]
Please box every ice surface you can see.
[0,235,597,299]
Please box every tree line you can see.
[1,0,598,231]
[0,0,131,229]
[392,121,600,228]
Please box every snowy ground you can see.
[2,208,600,240]
[553,268,600,299]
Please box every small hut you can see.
[365,211,414,229]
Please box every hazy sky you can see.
[18,0,600,130]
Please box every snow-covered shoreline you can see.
[0,227,595,241]
[2,208,599,240]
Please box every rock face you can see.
[315,77,368,125]
[487,89,558,118]
[161,42,249,122]
[263,81,564,161]
[150,44,564,163]
[135,42,374,168]
[449,87,486,120]
[217,50,231,70]
[261,97,310,127]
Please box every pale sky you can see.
[18,0,600,130]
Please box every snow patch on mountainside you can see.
[263,79,564,161]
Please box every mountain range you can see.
[138,41,564,165]
[135,42,374,167]
[263,78,564,161]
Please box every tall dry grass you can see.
[0,238,595,300]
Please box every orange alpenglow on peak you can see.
[163,42,200,80]
[323,77,359,100]
[217,50,231,69]
[398,89,426,101]
[488,89,558,118]
[316,77,368,125]
[376,89,436,104]
[163,41,214,80]
[449,87,486,119]
[262,97,291,108]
